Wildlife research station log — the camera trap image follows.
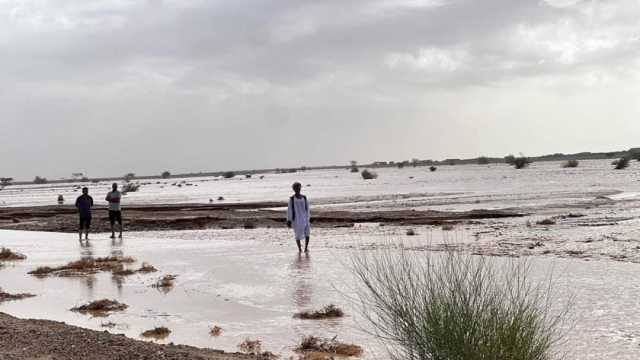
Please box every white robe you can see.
[286,196,311,240]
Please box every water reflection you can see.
[79,241,93,258]
[290,253,312,309]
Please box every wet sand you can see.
[0,312,257,360]
[0,202,523,233]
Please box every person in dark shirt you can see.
[75,187,94,241]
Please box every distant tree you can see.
[397,162,405,169]
[350,160,359,173]
[361,169,378,180]
[34,176,48,184]
[123,173,136,182]
[504,155,516,165]
[0,177,13,190]
[477,156,490,165]
[614,157,630,170]
[161,171,171,179]
[512,157,531,169]
[411,158,420,167]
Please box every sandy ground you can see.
[0,312,260,360]
[0,202,522,233]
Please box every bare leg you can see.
[304,237,310,252]
[110,224,115,238]
[296,240,302,253]
[85,228,89,240]
[118,222,123,238]
[78,229,83,241]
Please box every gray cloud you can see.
[1,0,639,179]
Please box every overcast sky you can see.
[1,0,639,180]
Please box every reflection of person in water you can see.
[290,253,312,308]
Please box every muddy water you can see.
[1,227,640,359]
[2,160,640,211]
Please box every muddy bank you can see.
[0,312,258,360]
[0,202,524,233]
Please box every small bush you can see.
[71,299,128,316]
[294,304,344,320]
[350,166,359,173]
[537,218,556,225]
[513,156,531,169]
[477,156,490,165]
[563,160,579,168]
[33,176,48,184]
[429,166,437,172]
[161,171,171,179]
[0,248,26,261]
[121,182,140,194]
[295,336,363,357]
[361,169,378,180]
[406,228,417,236]
[209,325,222,337]
[350,244,569,360]
[238,339,262,355]
[141,326,171,339]
[152,274,177,288]
[223,171,236,178]
[0,289,36,303]
[614,157,630,170]
[504,154,516,165]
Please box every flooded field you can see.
[2,159,640,358]
[1,227,640,359]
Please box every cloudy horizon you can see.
[2,0,640,180]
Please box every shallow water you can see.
[2,160,640,212]
[2,228,640,358]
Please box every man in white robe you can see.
[286,182,311,253]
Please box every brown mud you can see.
[0,312,258,359]
[0,202,524,233]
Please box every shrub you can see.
[477,156,490,165]
[614,157,630,170]
[361,169,378,180]
[563,160,579,168]
[350,245,569,360]
[223,171,236,179]
[121,182,140,194]
[123,173,136,182]
[429,166,437,172]
[294,304,344,320]
[350,166,359,173]
[141,327,171,339]
[161,171,171,179]
[295,336,363,357]
[33,176,47,184]
[504,154,516,165]
[71,299,128,316]
[513,156,531,169]
[0,248,27,261]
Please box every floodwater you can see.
[1,159,639,212]
[1,227,640,359]
[2,159,640,358]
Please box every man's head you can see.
[112,183,118,191]
[82,187,89,195]
[292,182,302,194]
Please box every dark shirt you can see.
[75,194,94,218]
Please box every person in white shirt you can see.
[105,183,123,239]
[286,182,311,253]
